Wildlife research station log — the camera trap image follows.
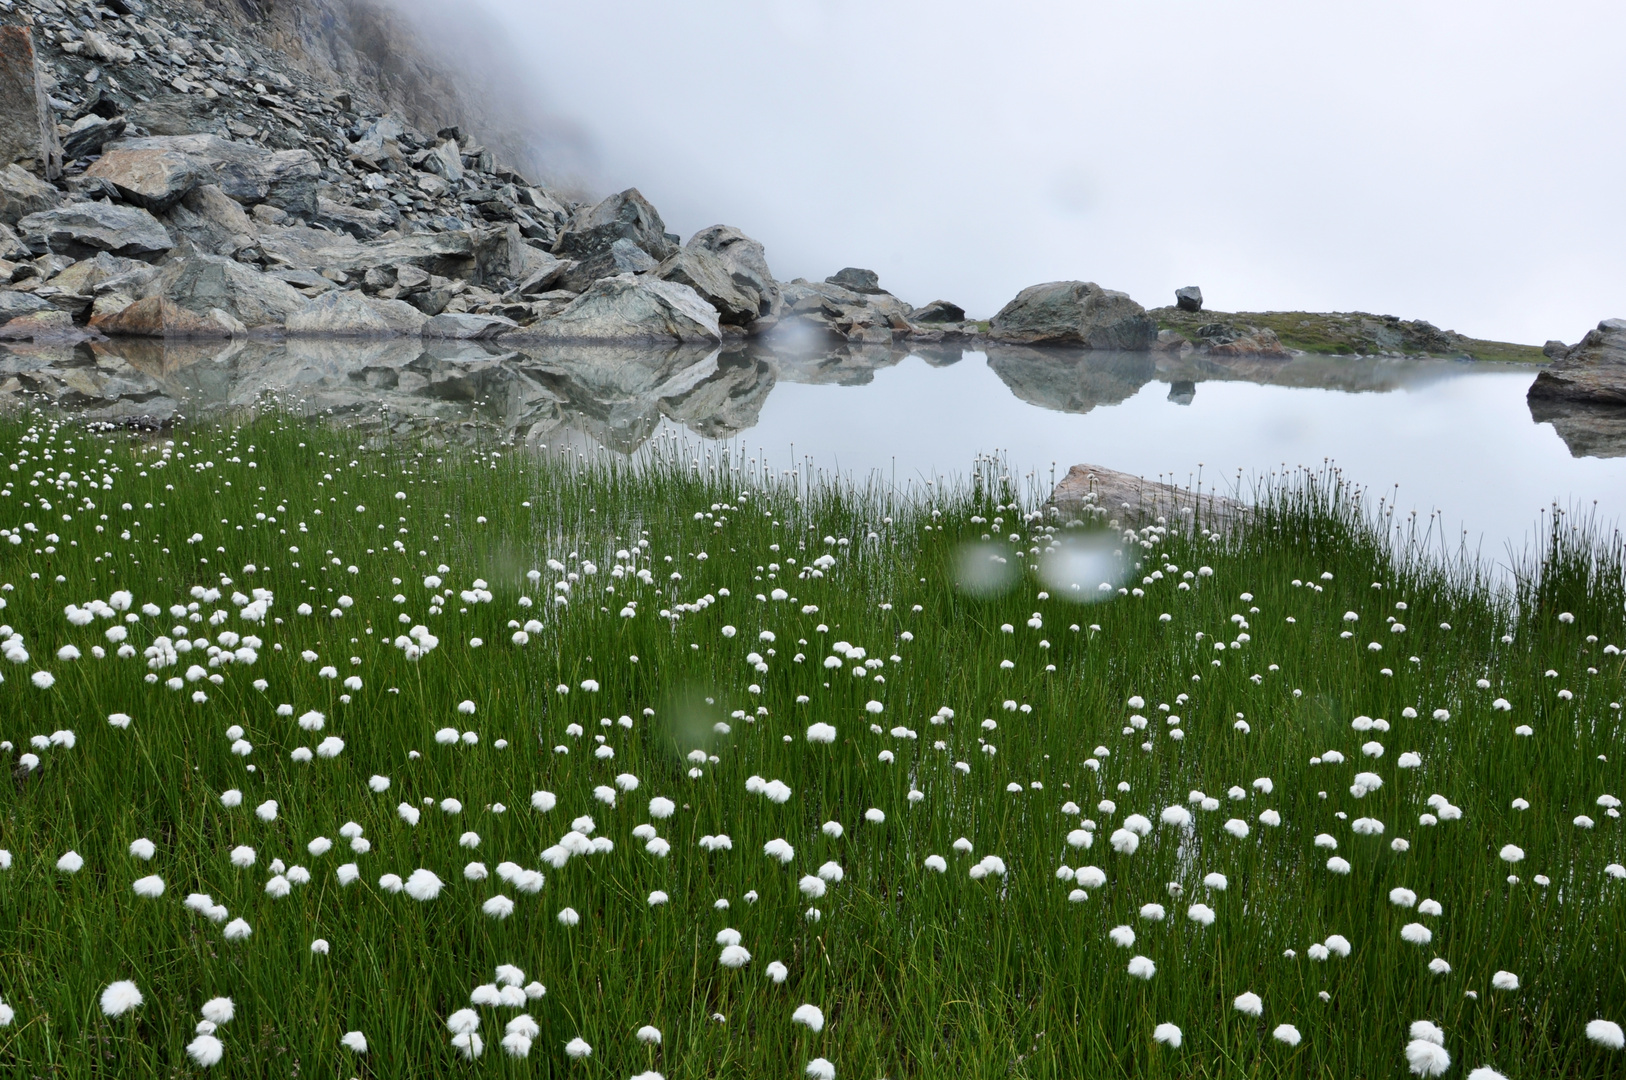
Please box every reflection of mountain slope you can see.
[984,346,1155,415]
[1152,354,1524,396]
[767,343,904,386]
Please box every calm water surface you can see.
[9,338,1622,557]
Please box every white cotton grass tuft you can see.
[719,945,752,968]
[452,1032,484,1059]
[1410,1021,1445,1046]
[57,851,84,874]
[1586,1019,1625,1050]
[132,875,165,899]
[1153,1022,1182,1048]
[341,1030,367,1053]
[100,980,143,1017]
[806,1058,836,1080]
[1273,1024,1302,1047]
[404,869,443,902]
[1491,970,1519,992]
[223,918,251,941]
[792,1003,826,1033]
[564,1036,592,1059]
[1401,923,1432,945]
[767,960,789,983]
[200,998,234,1025]
[186,1033,224,1067]
[1233,992,1264,1017]
[1127,955,1156,980]
[636,1025,662,1045]
[1465,1069,1509,1080]
[1406,1039,1452,1077]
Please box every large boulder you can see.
[19,202,174,258]
[0,290,53,321]
[90,296,245,338]
[655,247,760,326]
[47,252,151,296]
[1528,318,1626,406]
[424,312,518,340]
[910,300,967,324]
[1175,285,1203,312]
[286,290,428,337]
[989,281,1157,349]
[512,273,720,344]
[552,188,677,290]
[825,267,884,294]
[61,115,126,161]
[257,226,477,281]
[84,146,213,212]
[104,136,321,218]
[0,26,61,179]
[137,254,306,331]
[0,162,60,226]
[164,185,258,257]
[686,225,780,321]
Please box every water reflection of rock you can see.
[985,346,1156,414]
[1527,398,1626,459]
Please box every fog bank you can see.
[391,0,1625,345]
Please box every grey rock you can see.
[0,162,61,226]
[61,115,127,162]
[20,201,174,258]
[258,226,477,280]
[424,312,518,339]
[48,252,149,297]
[655,247,758,326]
[1527,318,1626,406]
[686,225,781,320]
[553,188,677,268]
[826,267,884,294]
[909,299,966,324]
[286,290,428,336]
[313,195,399,240]
[85,146,214,212]
[0,308,81,341]
[426,139,464,184]
[0,26,62,179]
[139,253,307,331]
[1543,339,1568,360]
[1045,462,1242,530]
[109,136,321,218]
[0,290,53,321]
[125,96,224,138]
[1175,285,1203,313]
[771,279,915,345]
[164,185,258,256]
[989,281,1157,349]
[511,273,720,344]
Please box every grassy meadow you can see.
[0,412,1620,1078]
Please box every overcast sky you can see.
[401,0,1624,345]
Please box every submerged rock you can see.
[989,281,1157,349]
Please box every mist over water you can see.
[390,0,1625,345]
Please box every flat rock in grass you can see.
[84,146,214,212]
[423,312,517,340]
[19,202,174,258]
[509,273,720,344]
[286,290,427,336]
[1046,461,1244,530]
[90,296,242,338]
[138,254,305,331]
[0,163,61,226]
[989,280,1158,349]
[1528,318,1626,406]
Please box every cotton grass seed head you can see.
[1153,1022,1182,1048]
[1127,955,1156,979]
[1406,1039,1451,1077]
[1586,1019,1625,1050]
[99,980,142,1017]
[1233,992,1263,1017]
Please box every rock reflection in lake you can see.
[2,335,1615,465]
[1527,398,1626,459]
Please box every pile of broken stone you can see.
[0,0,1171,352]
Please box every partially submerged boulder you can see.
[19,202,174,258]
[424,312,517,340]
[512,273,720,344]
[1528,318,1626,406]
[136,254,306,332]
[990,281,1157,349]
[285,290,428,337]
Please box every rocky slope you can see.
[0,0,1576,377]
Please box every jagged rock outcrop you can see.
[989,281,1157,349]
[135,253,306,332]
[553,189,678,292]
[1528,319,1626,406]
[509,274,720,344]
